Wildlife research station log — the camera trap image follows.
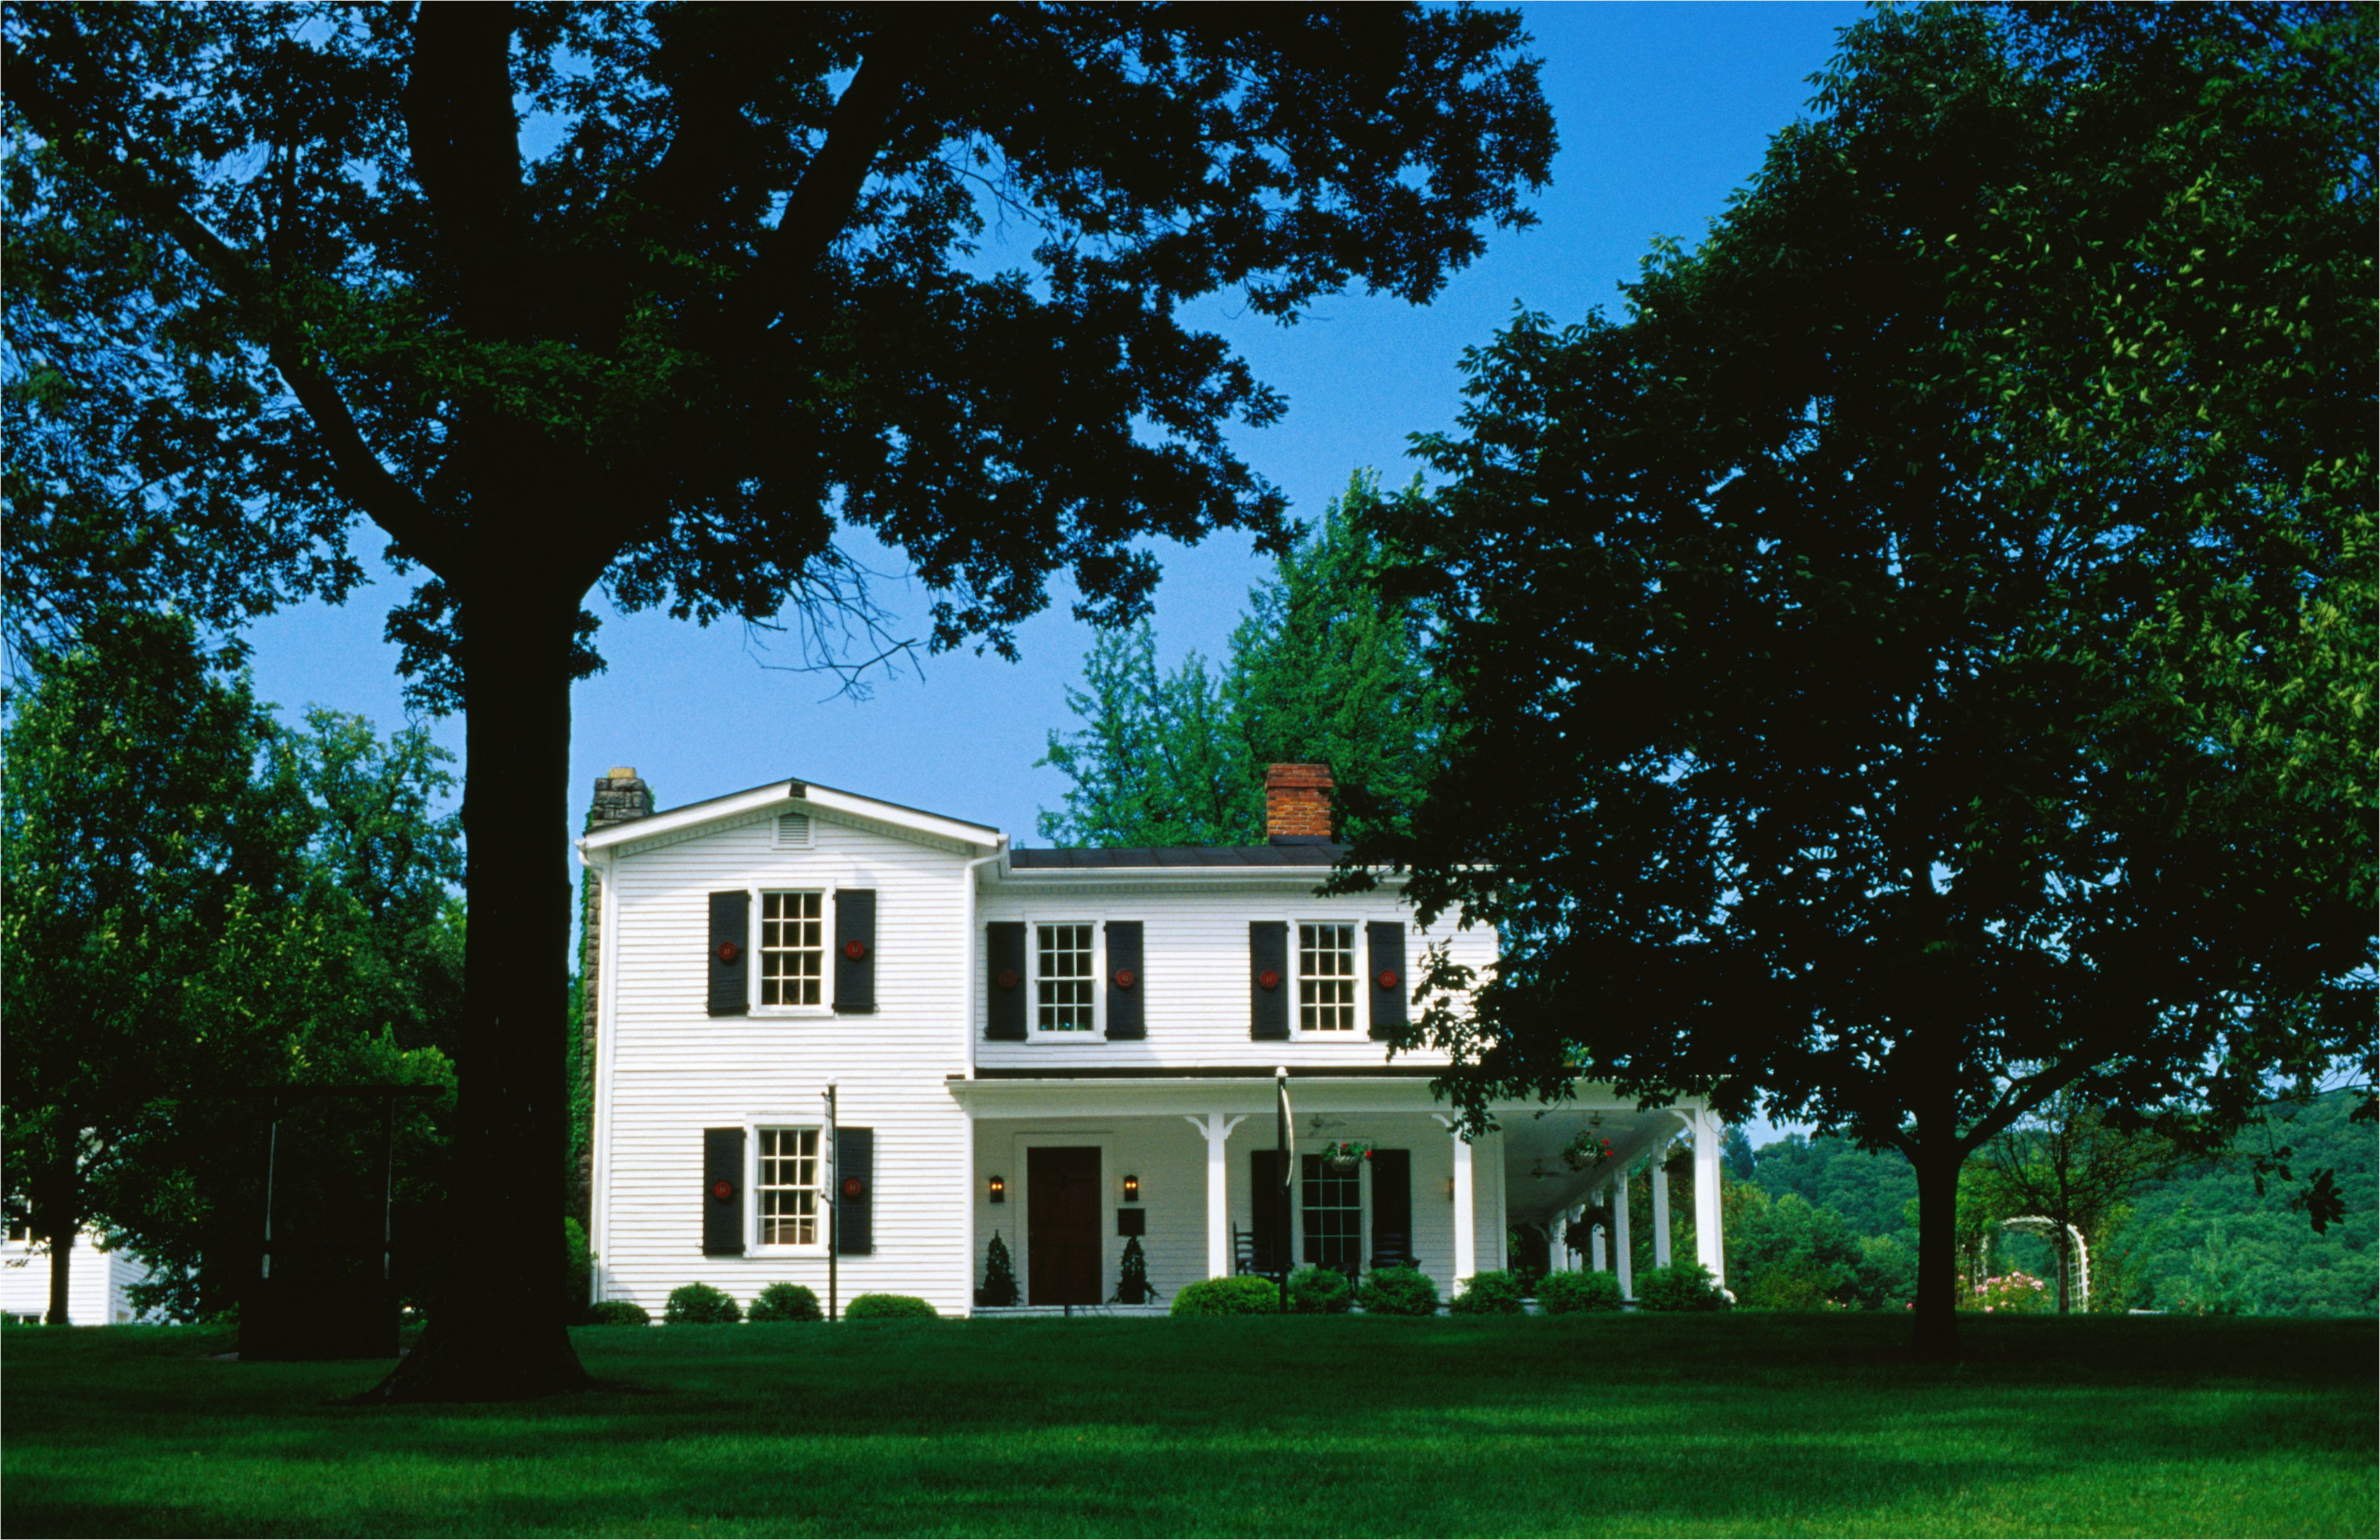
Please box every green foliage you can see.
[1448,1269,1528,1315]
[1354,1266,1441,1317]
[1037,476,1452,847]
[1635,1264,1730,1313]
[977,1233,1020,1309]
[560,1220,594,1326]
[1850,1236,1921,1313]
[1285,1266,1354,1315]
[748,1284,822,1324]
[1749,1136,1919,1244]
[1353,4,2375,1350]
[841,1294,937,1321]
[2,612,461,1323]
[1535,1269,1625,1315]
[1729,1191,1865,1311]
[1112,1236,1159,1306]
[663,1283,741,1326]
[582,1301,650,1327]
[1169,1277,1283,1317]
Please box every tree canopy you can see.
[1037,471,1450,847]
[1356,4,2374,1355]
[4,4,1554,1395]
[2,611,461,1324]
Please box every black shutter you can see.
[986,922,1027,1040]
[1370,1149,1413,1267]
[834,889,877,1014]
[708,892,749,1016]
[702,1127,745,1255]
[1367,922,1408,1040]
[1250,1149,1289,1273]
[1249,921,1289,1040]
[835,1127,874,1255]
[1104,920,1144,1040]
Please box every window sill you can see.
[750,1243,830,1259]
[753,1006,835,1020]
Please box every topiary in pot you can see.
[1111,1234,1160,1305]
[1450,1268,1528,1314]
[1536,1270,1625,1314]
[843,1293,938,1319]
[1635,1262,1730,1312]
[748,1282,823,1322]
[978,1231,1021,1307]
[1287,1265,1354,1314]
[1354,1266,1440,1316]
[583,1299,651,1327]
[1169,1276,1282,1315]
[664,1282,742,1324]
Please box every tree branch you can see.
[3,42,463,578]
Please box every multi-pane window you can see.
[1299,923,1357,1031]
[1036,923,1095,1031]
[1301,1154,1363,1278]
[757,1127,821,1246]
[760,890,825,1006]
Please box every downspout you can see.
[959,843,1004,1315]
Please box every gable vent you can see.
[774,812,813,849]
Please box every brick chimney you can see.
[573,767,652,1227]
[1264,763,1335,844]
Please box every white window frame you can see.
[751,885,834,1016]
[745,1120,829,1256]
[1030,917,1102,1036]
[1295,920,1360,1033]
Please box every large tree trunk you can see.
[361,585,588,1400]
[1909,1140,1963,1361]
[37,1157,76,1326]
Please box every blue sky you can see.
[242,3,1863,850]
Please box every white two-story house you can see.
[580,763,1727,1316]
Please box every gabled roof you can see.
[578,776,1002,854]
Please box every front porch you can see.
[951,1073,1727,1312]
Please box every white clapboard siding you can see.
[595,810,976,1317]
[0,1231,151,1325]
[592,789,1517,1318]
[975,880,1495,1071]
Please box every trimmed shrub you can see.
[1354,1266,1441,1317]
[1170,1276,1282,1316]
[1735,1265,1837,1312]
[1636,1262,1730,1312]
[583,1299,651,1327]
[1536,1269,1625,1315]
[843,1293,938,1320]
[1286,1265,1354,1315]
[748,1282,823,1322]
[1450,1269,1529,1315]
[664,1282,742,1324]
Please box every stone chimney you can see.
[574,767,652,1227]
[588,767,654,830]
[1264,763,1335,844]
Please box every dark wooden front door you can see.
[1027,1146,1102,1305]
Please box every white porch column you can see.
[1185,1114,1246,1279]
[1692,1107,1726,1286]
[1439,1116,1476,1285]
[1651,1146,1672,1268]
[1551,1207,1573,1273]
[1612,1166,1633,1298]
[1588,1192,1606,1271]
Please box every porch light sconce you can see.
[988,1174,1006,1204]
[1446,1177,1457,1201]
[1122,1174,1140,1203]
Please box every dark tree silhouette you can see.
[4,5,1553,1396]
[1349,5,2373,1357]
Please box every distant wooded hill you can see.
[1745,1092,2376,1317]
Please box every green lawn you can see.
[4,1314,2373,1537]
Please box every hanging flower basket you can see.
[1320,1139,1374,1171]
